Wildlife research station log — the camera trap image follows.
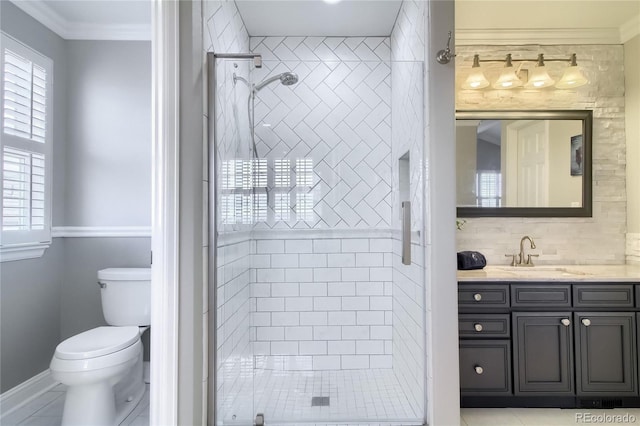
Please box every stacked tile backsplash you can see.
[456,44,627,265]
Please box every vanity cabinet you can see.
[459,281,640,408]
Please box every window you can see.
[476,171,502,207]
[0,33,53,260]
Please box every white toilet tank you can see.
[98,268,151,326]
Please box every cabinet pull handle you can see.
[561,318,570,326]
[473,293,482,301]
[582,318,591,327]
[474,365,484,375]
[474,323,483,332]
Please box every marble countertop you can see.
[458,265,640,282]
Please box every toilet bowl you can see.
[50,268,150,426]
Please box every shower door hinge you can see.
[255,413,264,426]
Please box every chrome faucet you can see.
[505,235,539,266]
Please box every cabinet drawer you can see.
[459,285,510,309]
[637,285,640,307]
[460,340,512,395]
[573,284,635,308]
[511,284,571,308]
[459,314,510,338]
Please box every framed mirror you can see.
[456,110,592,218]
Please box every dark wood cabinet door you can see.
[513,312,574,394]
[574,312,638,395]
[460,340,512,395]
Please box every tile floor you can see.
[0,384,149,426]
[461,408,640,426]
[220,369,423,425]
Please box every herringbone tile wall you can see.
[250,37,394,230]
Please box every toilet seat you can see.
[55,326,140,360]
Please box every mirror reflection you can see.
[457,118,583,208]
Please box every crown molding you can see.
[620,15,640,43]
[456,28,622,46]
[9,0,150,41]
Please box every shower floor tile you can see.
[221,369,422,425]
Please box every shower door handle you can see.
[402,201,411,265]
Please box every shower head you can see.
[254,72,299,92]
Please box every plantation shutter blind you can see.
[1,33,52,247]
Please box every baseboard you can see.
[0,370,58,419]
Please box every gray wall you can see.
[65,41,151,226]
[1,3,151,393]
[0,1,67,393]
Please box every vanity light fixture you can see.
[464,52,588,90]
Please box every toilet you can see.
[50,268,151,426]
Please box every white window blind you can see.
[1,33,53,252]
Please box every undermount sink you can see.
[491,266,592,276]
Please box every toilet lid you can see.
[55,326,140,360]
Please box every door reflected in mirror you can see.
[456,110,592,218]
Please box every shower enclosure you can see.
[208,48,426,425]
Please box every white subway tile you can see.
[356,340,384,354]
[384,282,393,296]
[385,311,393,325]
[383,253,393,267]
[253,341,270,355]
[285,268,313,282]
[257,240,284,254]
[251,283,271,297]
[313,326,341,340]
[328,340,355,355]
[285,239,313,253]
[355,253,384,267]
[342,268,370,281]
[341,355,369,369]
[257,268,285,282]
[256,298,284,312]
[370,296,392,310]
[313,268,341,282]
[328,311,356,325]
[370,325,392,340]
[369,267,392,281]
[341,239,370,253]
[271,254,299,268]
[370,355,392,368]
[299,282,328,296]
[299,253,328,267]
[370,238,392,252]
[285,297,313,311]
[312,355,341,370]
[327,253,355,267]
[313,239,341,253]
[313,296,341,311]
[271,282,299,297]
[285,326,313,340]
[356,282,384,296]
[327,281,356,296]
[299,341,327,355]
[385,340,393,354]
[300,311,328,326]
[271,312,299,326]
[341,296,369,310]
[357,311,385,325]
[252,254,271,268]
[256,327,284,341]
[271,341,298,355]
[282,355,313,371]
[342,325,369,340]
[251,312,271,327]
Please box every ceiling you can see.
[8,0,640,41]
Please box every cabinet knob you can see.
[474,323,483,332]
[561,318,571,326]
[473,293,482,301]
[474,365,484,375]
[582,318,591,327]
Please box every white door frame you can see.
[150,1,180,425]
